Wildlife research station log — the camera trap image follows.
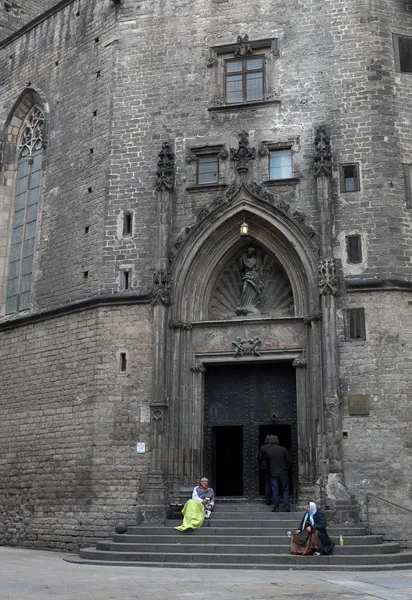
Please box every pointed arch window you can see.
[6,106,45,313]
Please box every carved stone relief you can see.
[169,320,192,330]
[152,270,171,305]
[230,131,256,175]
[314,126,332,178]
[292,358,307,368]
[155,141,175,191]
[235,34,253,56]
[231,337,261,357]
[190,363,206,372]
[209,245,294,320]
[319,259,337,296]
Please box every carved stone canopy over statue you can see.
[209,245,294,320]
[236,247,264,316]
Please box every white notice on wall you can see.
[140,404,151,423]
[136,442,146,454]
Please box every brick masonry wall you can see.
[0,1,60,42]
[0,0,117,315]
[339,292,412,545]
[0,0,412,549]
[335,0,412,544]
[0,304,153,549]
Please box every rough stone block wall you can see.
[0,0,117,315]
[339,292,412,546]
[0,0,61,42]
[0,304,153,549]
[335,0,412,545]
[104,0,341,292]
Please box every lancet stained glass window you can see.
[6,106,45,314]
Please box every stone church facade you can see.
[0,0,412,550]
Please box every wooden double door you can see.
[204,362,297,499]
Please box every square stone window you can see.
[207,35,279,112]
[340,163,360,193]
[186,144,228,191]
[225,56,264,104]
[198,155,219,185]
[393,34,412,73]
[258,137,300,186]
[346,234,363,264]
[269,149,293,180]
[346,308,366,341]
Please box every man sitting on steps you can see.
[262,435,291,512]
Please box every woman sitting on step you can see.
[174,477,215,532]
[290,501,335,556]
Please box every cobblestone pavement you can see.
[1,548,412,600]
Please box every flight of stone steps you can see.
[66,503,412,570]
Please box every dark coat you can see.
[262,443,291,476]
[298,510,335,555]
[258,442,270,472]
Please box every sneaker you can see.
[313,551,321,556]
[271,507,279,512]
[205,510,211,519]
[284,505,290,512]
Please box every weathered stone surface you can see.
[0,0,411,550]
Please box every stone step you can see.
[112,533,384,546]
[206,513,302,520]
[211,506,298,514]
[64,554,412,571]
[95,541,400,555]
[77,548,412,566]
[128,525,367,536]
[165,519,366,529]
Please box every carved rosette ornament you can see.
[292,358,308,369]
[155,141,175,191]
[190,363,206,373]
[319,259,338,296]
[230,131,256,175]
[152,270,171,306]
[235,34,253,56]
[314,126,332,177]
[231,337,262,357]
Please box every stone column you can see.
[143,142,175,521]
[314,127,348,503]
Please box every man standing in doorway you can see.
[258,435,272,505]
[263,435,291,512]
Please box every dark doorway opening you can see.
[258,424,294,498]
[204,363,297,500]
[211,425,243,496]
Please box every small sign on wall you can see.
[136,442,146,454]
[348,395,370,416]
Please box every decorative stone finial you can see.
[319,258,337,295]
[230,131,256,176]
[314,126,332,177]
[155,141,175,191]
[152,270,171,305]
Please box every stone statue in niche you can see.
[235,247,264,316]
[209,246,294,320]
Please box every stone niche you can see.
[209,244,294,320]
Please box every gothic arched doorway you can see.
[164,185,321,504]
